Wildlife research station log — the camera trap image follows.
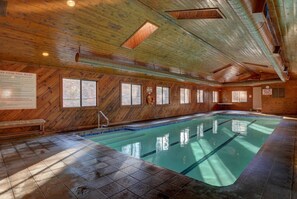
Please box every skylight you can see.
[122,21,158,49]
[166,8,225,20]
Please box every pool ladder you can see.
[98,111,109,128]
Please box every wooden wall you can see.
[220,87,253,111]
[261,80,297,115]
[220,80,297,115]
[0,61,219,133]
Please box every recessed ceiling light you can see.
[67,0,76,7]
[42,52,49,57]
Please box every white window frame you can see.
[62,78,97,108]
[197,90,204,103]
[121,83,142,106]
[212,91,218,103]
[232,91,247,102]
[180,88,191,104]
[156,86,170,105]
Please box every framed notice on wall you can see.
[262,88,272,95]
[0,70,37,110]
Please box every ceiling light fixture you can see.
[67,0,76,7]
[42,52,49,57]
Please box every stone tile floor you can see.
[0,118,296,199]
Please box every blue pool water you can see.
[85,115,281,186]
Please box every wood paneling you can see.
[0,61,219,133]
[220,80,297,115]
[261,80,297,114]
[268,0,297,73]
[0,0,284,83]
[220,87,253,111]
[0,0,229,81]
[140,0,272,66]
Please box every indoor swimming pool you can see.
[83,114,281,186]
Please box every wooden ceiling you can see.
[0,0,289,83]
[267,0,297,74]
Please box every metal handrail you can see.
[98,111,109,128]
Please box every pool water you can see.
[85,115,281,186]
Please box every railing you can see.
[98,111,109,128]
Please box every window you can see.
[156,86,169,105]
[232,91,247,102]
[197,90,204,103]
[180,88,190,104]
[63,78,97,108]
[272,88,285,98]
[212,91,218,103]
[121,83,142,105]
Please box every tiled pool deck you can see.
[0,112,296,199]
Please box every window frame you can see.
[61,77,98,109]
[197,89,204,103]
[232,91,248,103]
[212,91,218,103]
[121,82,143,106]
[180,88,191,104]
[156,86,170,105]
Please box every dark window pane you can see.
[272,88,278,98]
[272,88,285,98]
[278,88,285,98]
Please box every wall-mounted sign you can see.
[262,88,272,95]
[146,87,153,94]
[0,70,36,110]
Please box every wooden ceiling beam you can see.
[238,73,260,82]
[212,64,232,74]
[242,62,269,68]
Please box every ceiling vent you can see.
[0,0,8,16]
[121,21,158,49]
[166,8,225,20]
